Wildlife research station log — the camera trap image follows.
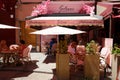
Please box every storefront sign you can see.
[48,1,94,13]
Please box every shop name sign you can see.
[48,1,94,13]
[58,5,74,13]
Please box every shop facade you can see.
[25,1,104,52]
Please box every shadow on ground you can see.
[43,55,56,64]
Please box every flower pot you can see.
[111,54,120,80]
[84,54,100,80]
[56,53,70,80]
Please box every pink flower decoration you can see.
[79,4,94,14]
[31,0,50,16]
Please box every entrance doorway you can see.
[19,21,37,51]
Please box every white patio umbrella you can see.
[30,26,86,54]
[0,24,20,29]
[30,25,86,52]
[30,26,86,35]
[30,25,86,44]
[30,25,86,47]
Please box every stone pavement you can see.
[0,52,56,80]
[0,52,112,80]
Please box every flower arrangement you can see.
[79,4,95,15]
[86,40,100,55]
[31,0,50,16]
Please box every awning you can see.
[97,2,120,19]
[97,2,113,20]
[26,14,104,30]
[112,15,120,18]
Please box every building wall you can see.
[0,0,17,46]
[15,1,42,48]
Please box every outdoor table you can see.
[0,50,20,65]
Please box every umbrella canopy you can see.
[30,26,86,35]
[30,26,86,54]
[0,24,20,29]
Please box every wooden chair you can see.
[9,44,19,51]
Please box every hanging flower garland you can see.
[31,0,50,16]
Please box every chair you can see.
[9,44,19,52]
[20,45,32,62]
[9,44,19,49]
[99,47,112,77]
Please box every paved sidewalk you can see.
[0,52,56,80]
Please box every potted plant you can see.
[111,43,120,80]
[84,40,100,80]
[56,38,69,80]
[112,44,120,55]
[86,40,100,55]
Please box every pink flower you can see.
[31,0,50,16]
[79,4,94,14]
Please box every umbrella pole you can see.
[57,35,59,54]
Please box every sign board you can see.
[48,1,94,13]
